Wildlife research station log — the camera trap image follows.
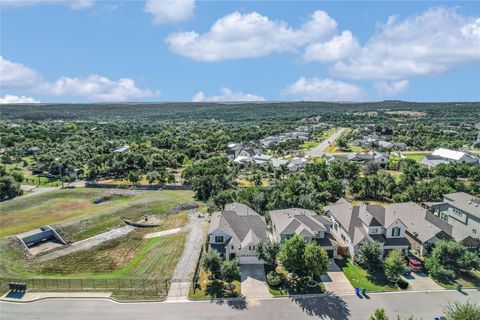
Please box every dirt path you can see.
[37,225,135,262]
[166,210,207,301]
[144,227,182,239]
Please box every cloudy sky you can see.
[1,0,479,103]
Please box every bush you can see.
[267,271,283,286]
[397,278,409,289]
[356,241,383,270]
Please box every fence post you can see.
[105,279,108,290]
[44,279,47,289]
[69,279,71,289]
[93,279,96,290]
[56,279,59,289]
[80,279,83,290]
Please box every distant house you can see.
[252,153,273,165]
[287,157,308,172]
[271,158,289,168]
[324,198,410,258]
[420,148,479,168]
[113,145,129,153]
[378,141,394,149]
[392,142,407,150]
[207,203,268,264]
[424,192,480,251]
[347,151,389,167]
[270,208,338,258]
[227,143,259,160]
[26,146,40,155]
[388,202,452,256]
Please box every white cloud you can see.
[283,77,363,101]
[166,10,337,61]
[0,95,40,104]
[1,0,94,10]
[304,30,359,62]
[0,56,41,87]
[144,0,195,24]
[375,80,409,95]
[1,57,158,101]
[37,75,158,101]
[333,8,480,80]
[192,87,265,102]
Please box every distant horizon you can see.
[1,1,479,104]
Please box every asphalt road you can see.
[1,290,477,320]
[306,128,347,157]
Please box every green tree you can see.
[256,242,280,267]
[444,301,480,320]
[220,260,240,291]
[126,171,140,185]
[201,250,222,279]
[304,242,329,279]
[356,241,383,271]
[384,249,406,281]
[369,308,389,320]
[0,175,21,200]
[278,235,307,275]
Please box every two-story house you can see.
[324,198,410,258]
[207,203,268,264]
[347,151,389,168]
[424,192,480,251]
[388,202,452,256]
[269,208,338,258]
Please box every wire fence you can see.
[0,278,170,297]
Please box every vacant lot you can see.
[0,229,186,279]
[0,188,194,240]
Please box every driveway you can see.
[320,259,354,294]
[240,264,271,299]
[403,272,443,291]
[166,210,207,301]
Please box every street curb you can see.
[0,294,167,304]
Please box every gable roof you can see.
[270,208,329,237]
[209,203,267,245]
[443,192,480,218]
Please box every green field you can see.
[403,152,430,162]
[0,230,186,279]
[0,188,194,240]
[0,188,195,285]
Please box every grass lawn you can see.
[264,265,325,296]
[189,267,241,299]
[0,230,187,279]
[300,141,318,150]
[403,152,430,162]
[6,158,62,187]
[324,146,340,153]
[336,258,399,292]
[348,146,365,152]
[433,270,480,289]
[0,188,194,240]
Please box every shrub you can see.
[267,271,283,286]
[396,278,409,289]
[356,241,383,270]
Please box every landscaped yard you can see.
[189,267,241,299]
[264,265,325,296]
[433,270,480,289]
[300,141,318,150]
[336,258,399,292]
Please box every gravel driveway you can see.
[167,210,207,301]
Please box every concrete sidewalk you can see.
[1,292,112,302]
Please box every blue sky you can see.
[1,0,479,103]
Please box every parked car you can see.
[407,257,423,273]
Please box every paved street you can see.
[240,264,270,298]
[306,128,346,157]
[1,290,477,320]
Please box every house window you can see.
[473,229,477,234]
[391,227,401,237]
[231,245,234,249]
[371,228,378,234]
[215,236,224,243]
[249,245,255,250]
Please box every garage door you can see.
[238,254,262,264]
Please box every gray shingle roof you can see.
[270,208,328,237]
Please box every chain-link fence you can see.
[0,278,170,297]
